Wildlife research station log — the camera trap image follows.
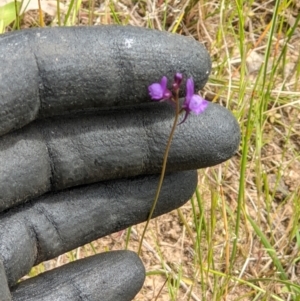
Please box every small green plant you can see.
[0,1,20,33]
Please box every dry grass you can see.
[2,0,300,300]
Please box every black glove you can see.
[0,26,240,301]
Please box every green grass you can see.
[2,0,300,300]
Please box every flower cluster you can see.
[148,73,208,124]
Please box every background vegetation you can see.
[1,0,300,300]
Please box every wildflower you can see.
[148,74,208,124]
[148,76,172,101]
[179,78,208,124]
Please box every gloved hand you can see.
[0,26,240,301]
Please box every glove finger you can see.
[0,102,240,212]
[0,170,197,287]
[0,25,211,136]
[11,250,145,301]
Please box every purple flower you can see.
[180,78,208,124]
[148,76,172,101]
[173,73,183,91]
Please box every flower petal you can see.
[185,78,194,101]
[189,95,208,114]
[160,76,168,91]
[148,83,164,100]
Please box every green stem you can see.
[57,0,61,26]
[138,94,180,255]
[177,208,195,245]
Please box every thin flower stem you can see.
[138,91,180,255]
